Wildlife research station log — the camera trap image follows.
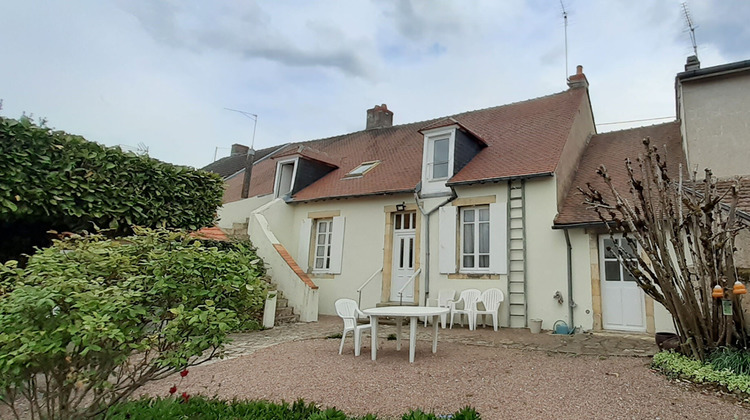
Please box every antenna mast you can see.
[681,2,698,58]
[561,0,569,80]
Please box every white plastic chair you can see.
[424,289,456,328]
[449,289,481,330]
[474,288,505,331]
[334,298,371,356]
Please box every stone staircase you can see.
[261,275,300,325]
[273,292,299,324]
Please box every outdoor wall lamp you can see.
[396,202,406,212]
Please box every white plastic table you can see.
[362,306,450,363]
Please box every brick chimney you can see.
[567,65,589,89]
[684,55,701,71]
[231,143,249,156]
[366,104,393,130]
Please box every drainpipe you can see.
[414,186,457,302]
[563,228,576,331]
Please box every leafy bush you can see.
[652,351,750,395]
[0,228,268,419]
[103,397,479,419]
[104,397,354,420]
[0,115,224,260]
[401,407,480,420]
[708,347,750,376]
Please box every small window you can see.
[345,160,380,178]
[313,219,333,271]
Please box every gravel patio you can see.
[138,316,750,419]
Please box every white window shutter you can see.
[296,218,312,269]
[489,202,508,274]
[438,206,457,274]
[330,216,346,274]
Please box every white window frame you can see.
[312,218,333,272]
[429,136,451,180]
[273,157,299,198]
[459,205,491,273]
[420,126,456,195]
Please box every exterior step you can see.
[265,283,301,325]
[275,314,300,324]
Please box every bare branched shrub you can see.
[581,138,749,361]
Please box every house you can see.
[215,57,750,333]
[216,65,596,328]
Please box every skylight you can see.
[345,160,380,178]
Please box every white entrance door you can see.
[599,235,646,332]
[390,212,416,302]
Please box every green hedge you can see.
[652,351,750,395]
[103,397,481,419]
[0,116,223,232]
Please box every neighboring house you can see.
[216,57,749,333]
[203,143,287,203]
[676,57,750,180]
[554,56,750,334]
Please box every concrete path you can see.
[214,315,657,363]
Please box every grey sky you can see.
[0,1,746,168]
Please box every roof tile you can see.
[554,121,684,226]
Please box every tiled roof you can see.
[191,226,230,241]
[202,145,282,178]
[271,145,341,167]
[242,88,588,202]
[685,178,750,220]
[715,178,750,215]
[554,121,684,227]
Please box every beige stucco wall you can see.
[217,195,273,229]
[521,177,595,331]
[285,194,417,315]
[427,184,510,326]
[679,71,750,179]
[554,91,595,208]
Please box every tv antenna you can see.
[224,108,258,149]
[561,0,569,81]
[681,2,698,58]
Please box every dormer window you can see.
[420,121,486,196]
[345,160,380,178]
[420,126,457,195]
[274,158,298,198]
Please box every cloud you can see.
[688,0,750,59]
[118,0,371,77]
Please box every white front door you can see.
[390,212,416,302]
[599,235,646,332]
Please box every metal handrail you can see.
[357,267,382,308]
[398,268,422,306]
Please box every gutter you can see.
[447,172,553,187]
[563,228,576,331]
[551,221,608,230]
[290,188,416,204]
[414,183,457,302]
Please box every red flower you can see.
[169,385,177,395]
[180,369,189,377]
[181,392,190,403]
